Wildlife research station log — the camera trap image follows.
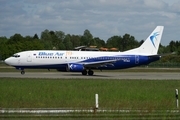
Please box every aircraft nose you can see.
[4,58,11,65]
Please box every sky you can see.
[0,0,180,46]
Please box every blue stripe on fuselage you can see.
[14,55,160,70]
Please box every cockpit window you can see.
[12,54,20,58]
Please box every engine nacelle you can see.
[66,63,84,72]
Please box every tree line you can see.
[0,29,180,64]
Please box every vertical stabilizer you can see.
[125,26,164,55]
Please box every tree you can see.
[23,36,44,50]
[0,37,8,60]
[169,40,176,52]
[49,30,59,49]
[120,34,139,51]
[71,35,81,47]
[128,36,139,49]
[106,36,119,48]
[41,29,53,49]
[122,34,131,51]
[81,29,93,46]
[33,34,39,39]
[58,43,66,50]
[177,46,180,55]
[7,34,24,53]
[8,34,23,44]
[139,40,144,46]
[63,35,73,50]
[55,31,65,49]
[94,37,105,48]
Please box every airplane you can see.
[5,26,164,75]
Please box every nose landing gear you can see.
[21,70,25,75]
[16,67,25,75]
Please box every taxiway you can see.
[0,72,180,80]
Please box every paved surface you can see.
[1,108,180,119]
[0,72,180,80]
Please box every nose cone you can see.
[5,58,12,65]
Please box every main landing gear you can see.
[82,69,94,76]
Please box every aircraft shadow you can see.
[61,73,111,77]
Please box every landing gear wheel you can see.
[82,70,87,75]
[21,71,25,75]
[88,70,94,76]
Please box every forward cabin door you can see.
[27,52,32,62]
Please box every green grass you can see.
[0,78,180,110]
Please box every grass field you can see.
[0,78,180,110]
[1,63,180,118]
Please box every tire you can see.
[82,70,87,75]
[21,71,25,75]
[88,70,94,76]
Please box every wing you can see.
[79,59,120,68]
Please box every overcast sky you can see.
[0,0,180,46]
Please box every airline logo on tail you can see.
[150,32,159,48]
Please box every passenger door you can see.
[27,52,32,62]
[135,55,139,64]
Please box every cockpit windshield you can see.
[12,54,20,58]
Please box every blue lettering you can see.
[39,52,53,56]
[38,52,64,56]
[55,52,64,56]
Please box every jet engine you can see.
[66,63,84,72]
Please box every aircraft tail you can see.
[125,26,164,55]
